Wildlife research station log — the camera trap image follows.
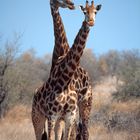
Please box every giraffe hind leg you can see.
[79,87,92,140]
[41,130,48,140]
[32,107,46,140]
[41,123,48,140]
[76,122,83,140]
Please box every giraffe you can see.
[49,1,74,139]
[48,0,75,139]
[31,1,101,140]
[50,0,74,72]
[50,0,91,137]
[49,1,101,140]
[75,2,101,139]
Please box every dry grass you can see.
[92,76,117,110]
[0,119,35,140]
[89,121,140,140]
[110,100,140,112]
[0,105,35,140]
[5,104,31,122]
[89,77,140,140]
[0,76,140,140]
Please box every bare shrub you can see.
[112,49,140,101]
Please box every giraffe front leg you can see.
[55,118,64,140]
[64,111,77,140]
[48,116,57,140]
[32,107,46,140]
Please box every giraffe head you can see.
[80,0,101,26]
[51,0,75,9]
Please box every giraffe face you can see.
[55,0,75,9]
[80,1,101,26]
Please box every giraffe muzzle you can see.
[66,0,75,9]
[88,20,94,26]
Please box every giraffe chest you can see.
[37,87,77,117]
[70,67,90,100]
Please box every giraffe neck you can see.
[52,21,90,91]
[50,4,69,72]
[65,21,90,72]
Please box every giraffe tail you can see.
[41,124,48,140]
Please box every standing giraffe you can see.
[32,1,101,140]
[75,2,101,139]
[50,0,75,139]
[50,0,102,140]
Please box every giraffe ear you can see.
[79,5,84,11]
[96,4,102,11]
[79,5,86,14]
